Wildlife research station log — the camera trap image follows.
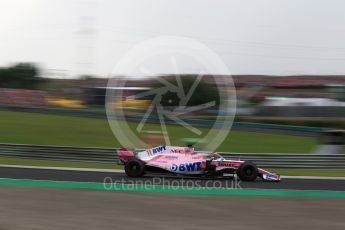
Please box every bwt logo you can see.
[152,146,166,154]
[171,162,202,172]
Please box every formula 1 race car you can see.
[117,145,280,182]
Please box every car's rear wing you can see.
[117,148,135,164]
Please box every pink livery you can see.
[118,145,280,182]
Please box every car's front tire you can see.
[236,161,258,181]
[124,158,145,177]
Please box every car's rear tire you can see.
[236,161,258,181]
[125,158,145,177]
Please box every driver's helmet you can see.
[186,144,194,154]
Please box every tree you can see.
[0,63,44,89]
[155,75,220,107]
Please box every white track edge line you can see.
[0,164,124,173]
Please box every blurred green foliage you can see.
[154,75,220,107]
[0,63,44,89]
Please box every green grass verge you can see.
[0,111,317,153]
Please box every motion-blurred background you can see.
[1,0,345,176]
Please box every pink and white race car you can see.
[117,145,280,182]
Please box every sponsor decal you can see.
[171,164,178,171]
[171,149,184,153]
[262,174,279,181]
[217,162,234,167]
[170,162,202,172]
[217,161,241,167]
[164,156,178,159]
[264,174,276,180]
[148,146,166,156]
[153,146,166,154]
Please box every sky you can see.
[1,0,345,78]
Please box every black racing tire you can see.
[236,161,258,182]
[124,158,145,177]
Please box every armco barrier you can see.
[0,143,345,169]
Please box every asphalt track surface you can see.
[1,166,344,191]
[1,166,345,230]
[1,185,345,230]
